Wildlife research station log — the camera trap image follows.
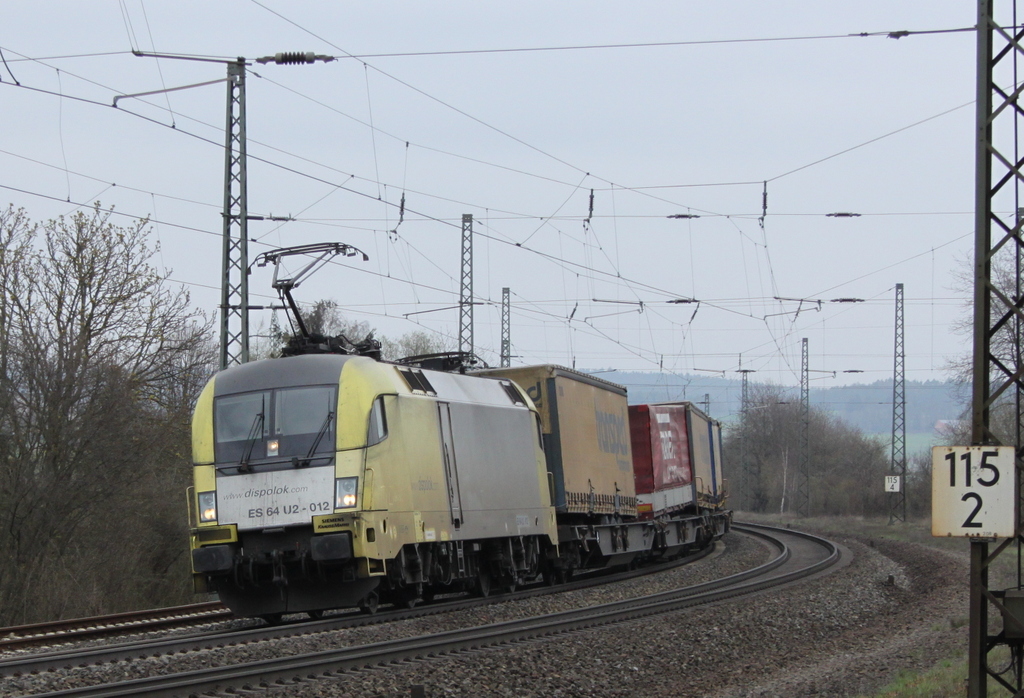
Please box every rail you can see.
[22,524,839,698]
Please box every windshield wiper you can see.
[238,411,265,473]
[294,410,335,468]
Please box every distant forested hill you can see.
[595,371,964,437]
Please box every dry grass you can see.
[736,512,1024,697]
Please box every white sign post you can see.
[932,446,1016,538]
[885,475,901,492]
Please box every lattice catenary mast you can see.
[459,214,474,363]
[968,2,1024,694]
[888,283,906,525]
[501,287,511,368]
[219,59,249,370]
[215,52,333,370]
[796,338,810,517]
[737,366,755,511]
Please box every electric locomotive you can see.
[188,353,556,619]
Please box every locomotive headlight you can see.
[198,491,217,523]
[266,439,279,457]
[335,477,358,509]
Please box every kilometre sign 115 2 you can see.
[932,446,1016,538]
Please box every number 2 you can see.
[962,492,984,528]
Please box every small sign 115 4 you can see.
[932,446,1016,538]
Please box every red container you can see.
[629,403,695,518]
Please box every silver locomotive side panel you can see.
[399,368,552,541]
[441,399,549,539]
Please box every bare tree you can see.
[257,299,377,358]
[724,382,890,516]
[257,296,453,362]
[945,250,1024,446]
[380,329,455,361]
[0,205,212,624]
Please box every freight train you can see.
[188,353,731,621]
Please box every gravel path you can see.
[1,528,968,697]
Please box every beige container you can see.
[686,405,727,509]
[479,365,637,517]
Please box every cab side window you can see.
[367,396,388,446]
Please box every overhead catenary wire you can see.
[0,15,973,382]
[243,1,858,224]
[307,26,979,59]
[2,16,975,219]
[0,42,976,233]
[54,68,71,201]
[138,2,178,128]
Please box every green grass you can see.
[737,512,961,551]
[867,647,1014,698]
[864,432,940,459]
[868,657,966,698]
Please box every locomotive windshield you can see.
[214,385,337,465]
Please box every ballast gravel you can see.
[0,527,969,698]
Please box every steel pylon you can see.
[969,2,1024,694]
[459,214,474,362]
[219,59,249,370]
[796,338,810,517]
[889,283,907,525]
[500,287,511,367]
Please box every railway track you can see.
[5,524,839,698]
[0,541,715,677]
[0,602,233,652]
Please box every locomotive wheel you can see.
[543,564,557,586]
[307,609,326,620]
[261,613,283,626]
[499,571,518,594]
[399,585,423,609]
[359,591,380,615]
[476,570,492,597]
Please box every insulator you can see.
[274,52,315,64]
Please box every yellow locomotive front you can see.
[189,354,393,619]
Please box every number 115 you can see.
[945,450,1000,488]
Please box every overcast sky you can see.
[0,2,980,395]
